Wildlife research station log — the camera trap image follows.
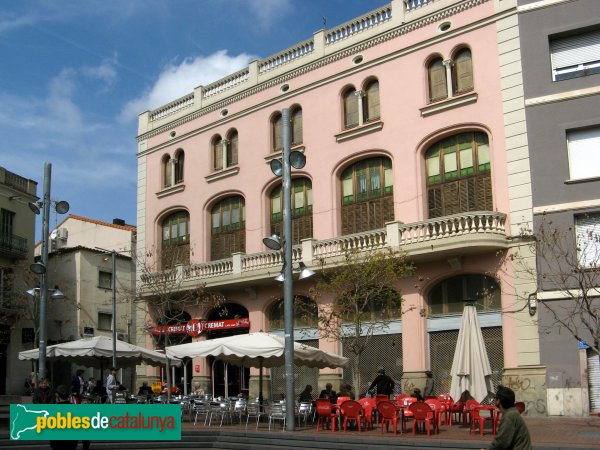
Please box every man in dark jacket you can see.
[484,386,531,450]
[368,368,394,397]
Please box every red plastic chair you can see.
[377,401,401,434]
[437,394,454,426]
[515,401,525,414]
[408,401,437,435]
[358,398,376,430]
[316,399,337,432]
[464,399,481,428]
[424,398,445,429]
[470,406,492,436]
[336,396,351,405]
[340,400,362,432]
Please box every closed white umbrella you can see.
[449,304,493,402]
[19,335,180,368]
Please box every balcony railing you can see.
[139,211,507,289]
[0,233,28,259]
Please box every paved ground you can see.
[2,413,599,449]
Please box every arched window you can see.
[343,87,359,129]
[341,157,394,235]
[226,130,239,167]
[211,196,245,260]
[428,274,500,316]
[174,150,184,184]
[291,107,303,146]
[453,48,474,94]
[161,211,190,268]
[162,154,172,188]
[268,296,317,330]
[428,57,448,102]
[212,135,223,171]
[272,113,283,152]
[425,132,492,218]
[363,79,380,123]
[270,178,313,245]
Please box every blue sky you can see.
[1,0,385,230]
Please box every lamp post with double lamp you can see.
[262,108,314,431]
[28,162,69,382]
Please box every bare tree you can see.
[511,215,600,355]
[309,248,414,394]
[135,244,225,399]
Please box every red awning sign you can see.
[150,318,250,336]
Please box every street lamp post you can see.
[262,108,312,431]
[28,162,69,382]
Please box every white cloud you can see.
[120,49,256,121]
[246,0,293,28]
[81,55,118,90]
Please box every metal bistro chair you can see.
[268,403,286,430]
[296,402,313,426]
[245,402,263,429]
[232,398,247,424]
[208,401,233,427]
[193,400,211,426]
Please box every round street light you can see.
[262,234,282,251]
[29,262,46,275]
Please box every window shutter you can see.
[228,133,238,166]
[273,115,283,151]
[365,82,380,121]
[214,141,223,171]
[344,90,359,128]
[292,109,303,145]
[429,60,448,101]
[551,30,600,70]
[442,181,460,215]
[428,188,442,218]
[454,50,473,93]
[567,127,600,180]
[164,159,172,187]
[576,213,600,268]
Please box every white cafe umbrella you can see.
[166,332,348,400]
[19,335,180,369]
[449,304,494,403]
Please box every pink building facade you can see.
[136,0,544,412]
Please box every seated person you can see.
[412,387,424,402]
[298,384,314,403]
[137,381,153,396]
[319,383,337,403]
[338,383,355,400]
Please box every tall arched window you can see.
[428,57,448,102]
[227,130,239,167]
[291,107,303,146]
[341,157,394,235]
[211,196,245,260]
[453,48,474,94]
[272,113,283,152]
[174,150,184,184]
[212,135,223,171]
[161,211,190,269]
[270,178,312,245]
[343,87,359,129]
[428,274,500,316]
[268,296,317,330]
[363,79,380,122]
[162,154,172,188]
[425,132,492,218]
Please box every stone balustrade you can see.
[143,0,446,128]
[325,6,393,44]
[149,93,194,121]
[258,39,315,74]
[140,211,507,289]
[202,68,251,98]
